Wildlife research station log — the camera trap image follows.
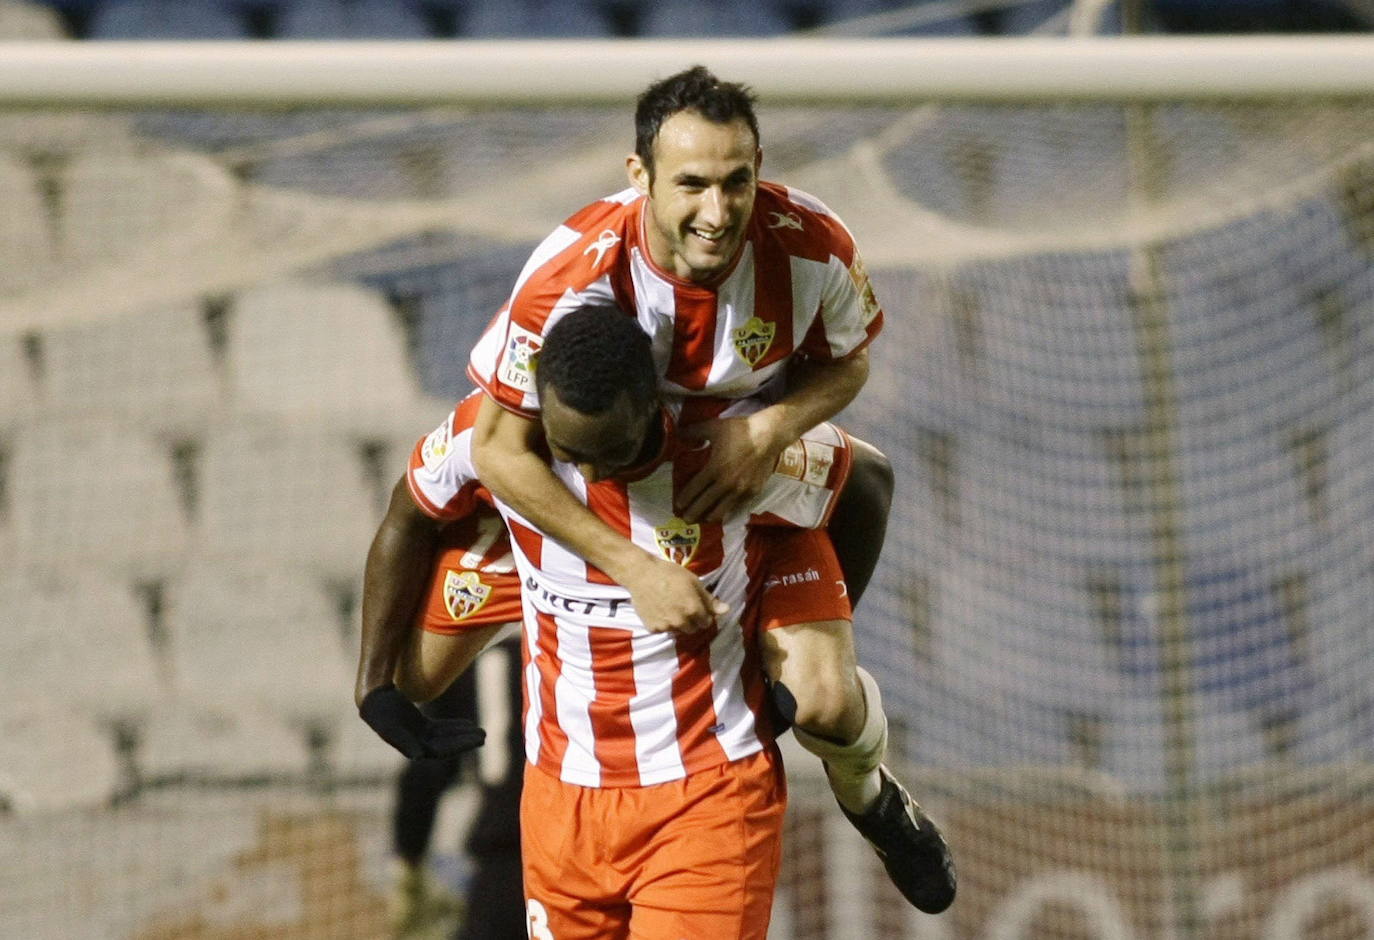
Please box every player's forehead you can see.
[652,111,757,174]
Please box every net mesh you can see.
[3,94,1374,939]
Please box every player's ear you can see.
[627,152,650,195]
[754,146,763,176]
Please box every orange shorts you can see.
[744,525,852,633]
[520,747,787,940]
[416,507,524,634]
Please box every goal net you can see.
[3,39,1374,940]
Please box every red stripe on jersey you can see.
[583,479,632,585]
[532,610,571,777]
[507,517,544,569]
[754,182,855,267]
[665,286,719,391]
[740,532,776,740]
[749,234,795,373]
[671,629,731,776]
[586,626,641,778]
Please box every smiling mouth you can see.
[689,227,729,248]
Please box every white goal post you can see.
[3,37,1374,106]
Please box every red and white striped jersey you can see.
[407,392,853,788]
[467,181,884,422]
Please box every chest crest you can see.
[732,316,776,368]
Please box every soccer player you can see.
[464,66,953,911]
[360,306,952,937]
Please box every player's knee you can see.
[789,673,864,743]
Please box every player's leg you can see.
[824,434,893,607]
[393,509,524,703]
[390,677,470,934]
[752,528,956,915]
[520,766,633,940]
[626,749,786,940]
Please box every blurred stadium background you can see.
[3,2,1374,938]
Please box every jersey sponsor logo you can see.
[443,569,492,621]
[654,517,701,566]
[763,567,822,591]
[732,316,776,368]
[848,251,881,325]
[420,417,453,471]
[583,228,621,266]
[500,324,542,391]
[523,575,629,618]
[767,210,804,231]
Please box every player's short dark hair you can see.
[535,304,656,414]
[634,65,759,179]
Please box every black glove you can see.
[359,684,486,759]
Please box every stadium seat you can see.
[275,0,431,38]
[954,258,1147,433]
[163,562,355,729]
[638,0,792,36]
[195,419,382,580]
[0,0,66,38]
[0,571,165,723]
[226,279,442,437]
[461,0,612,36]
[136,703,311,781]
[57,150,239,270]
[0,702,122,812]
[0,154,56,296]
[7,418,191,580]
[329,708,404,779]
[0,331,37,431]
[39,302,220,437]
[88,0,250,37]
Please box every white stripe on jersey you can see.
[511,224,582,300]
[522,604,544,769]
[708,621,763,758]
[629,631,688,786]
[553,617,602,787]
[627,247,679,382]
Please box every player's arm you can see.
[678,347,869,522]
[355,476,485,758]
[469,394,726,634]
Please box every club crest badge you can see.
[499,324,542,391]
[732,316,776,368]
[654,517,701,566]
[443,569,492,621]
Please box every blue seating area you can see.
[9,0,1115,39]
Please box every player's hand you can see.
[677,414,786,522]
[359,684,486,760]
[623,556,728,634]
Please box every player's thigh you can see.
[394,622,506,703]
[628,751,786,940]
[520,767,632,940]
[760,617,858,690]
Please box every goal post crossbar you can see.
[4,37,1374,108]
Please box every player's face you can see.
[628,111,761,283]
[541,386,658,483]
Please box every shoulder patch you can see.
[499,323,543,391]
[420,416,454,471]
[848,250,881,325]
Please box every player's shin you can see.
[790,667,887,815]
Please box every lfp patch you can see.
[654,517,701,566]
[499,324,542,391]
[732,316,776,368]
[443,569,492,621]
